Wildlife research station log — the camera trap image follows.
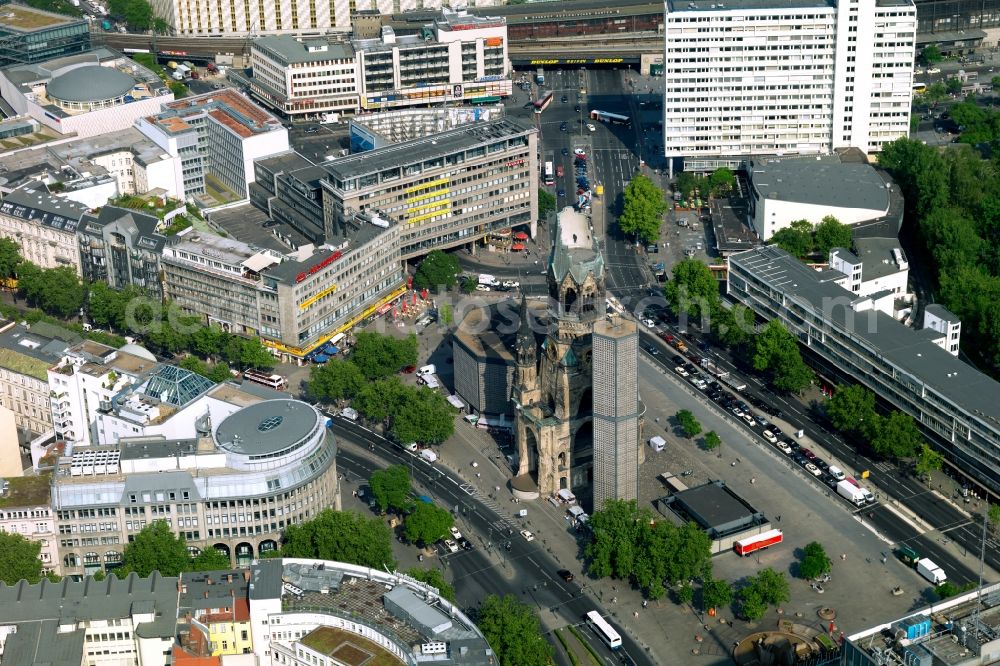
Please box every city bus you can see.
[543,161,555,186]
[243,370,288,391]
[590,110,631,127]
[912,82,927,94]
[534,92,554,114]
[585,611,622,649]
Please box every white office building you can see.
[663,0,916,171]
[248,10,511,119]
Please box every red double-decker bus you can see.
[733,529,783,557]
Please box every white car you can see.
[475,284,491,291]
[804,463,823,477]
[450,526,463,541]
[641,318,656,328]
[762,430,777,444]
[443,539,459,553]
[776,441,793,455]
[673,365,690,377]
[731,406,744,418]
[927,67,941,74]
[573,148,586,156]
[520,529,535,542]
[586,123,596,132]
[502,280,520,289]
[741,412,757,427]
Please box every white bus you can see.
[585,610,622,649]
[243,370,288,391]
[543,161,555,186]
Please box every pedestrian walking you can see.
[776,514,781,522]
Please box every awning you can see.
[330,332,346,344]
[511,243,525,251]
[323,345,339,355]
[377,303,392,315]
[557,488,576,502]
[514,231,529,240]
[313,354,330,363]
[447,395,464,409]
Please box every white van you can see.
[648,436,666,452]
[827,465,846,481]
[340,407,359,421]
[418,364,436,377]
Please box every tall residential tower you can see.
[663,0,917,171]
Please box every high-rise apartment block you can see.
[663,0,916,170]
[592,316,640,511]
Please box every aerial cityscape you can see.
[0,0,998,664]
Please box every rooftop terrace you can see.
[0,473,52,508]
[0,4,79,32]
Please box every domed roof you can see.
[119,343,157,362]
[47,65,134,103]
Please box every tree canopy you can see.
[813,216,854,257]
[406,567,455,602]
[109,0,154,29]
[751,320,812,393]
[538,187,556,220]
[797,542,832,580]
[0,238,22,280]
[702,577,733,612]
[585,499,712,599]
[707,168,735,196]
[281,509,396,569]
[825,384,877,435]
[403,501,453,546]
[121,521,192,577]
[191,547,233,572]
[475,595,553,666]
[413,250,461,290]
[369,465,412,513]
[619,173,668,243]
[307,360,365,404]
[0,532,46,585]
[919,43,942,65]
[914,443,944,478]
[18,264,87,319]
[350,332,419,380]
[703,430,721,451]
[868,411,922,460]
[676,409,702,438]
[664,258,720,321]
[769,219,814,259]
[737,568,790,621]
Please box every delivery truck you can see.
[419,448,438,463]
[733,529,783,557]
[648,436,666,452]
[172,64,191,81]
[916,557,947,584]
[836,479,868,507]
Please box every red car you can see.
[556,165,564,177]
[800,448,817,460]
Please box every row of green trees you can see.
[308,332,455,444]
[620,168,737,244]
[769,216,854,261]
[0,239,275,371]
[584,499,712,599]
[664,259,813,393]
[879,138,1000,371]
[825,384,944,471]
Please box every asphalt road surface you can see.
[331,417,651,666]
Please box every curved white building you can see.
[52,394,340,578]
[248,558,495,666]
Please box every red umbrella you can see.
[407,274,413,289]
[511,242,526,251]
[421,288,428,300]
[402,301,407,313]
[412,292,417,304]
[514,231,529,240]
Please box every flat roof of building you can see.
[0,4,80,32]
[253,35,355,64]
[321,117,534,182]
[166,229,281,273]
[730,246,1000,425]
[47,64,135,103]
[667,0,834,12]
[593,315,636,340]
[300,626,402,665]
[153,88,284,139]
[206,202,308,253]
[672,481,756,529]
[255,150,316,175]
[0,473,52,508]
[214,399,320,456]
[0,321,78,379]
[749,154,889,213]
[853,236,906,282]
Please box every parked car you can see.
[520,529,535,542]
[741,412,757,427]
[762,429,777,444]
[450,526,463,540]
[557,569,575,582]
[674,365,690,377]
[776,441,793,455]
[561,95,568,102]
[443,539,459,553]
[804,463,823,477]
